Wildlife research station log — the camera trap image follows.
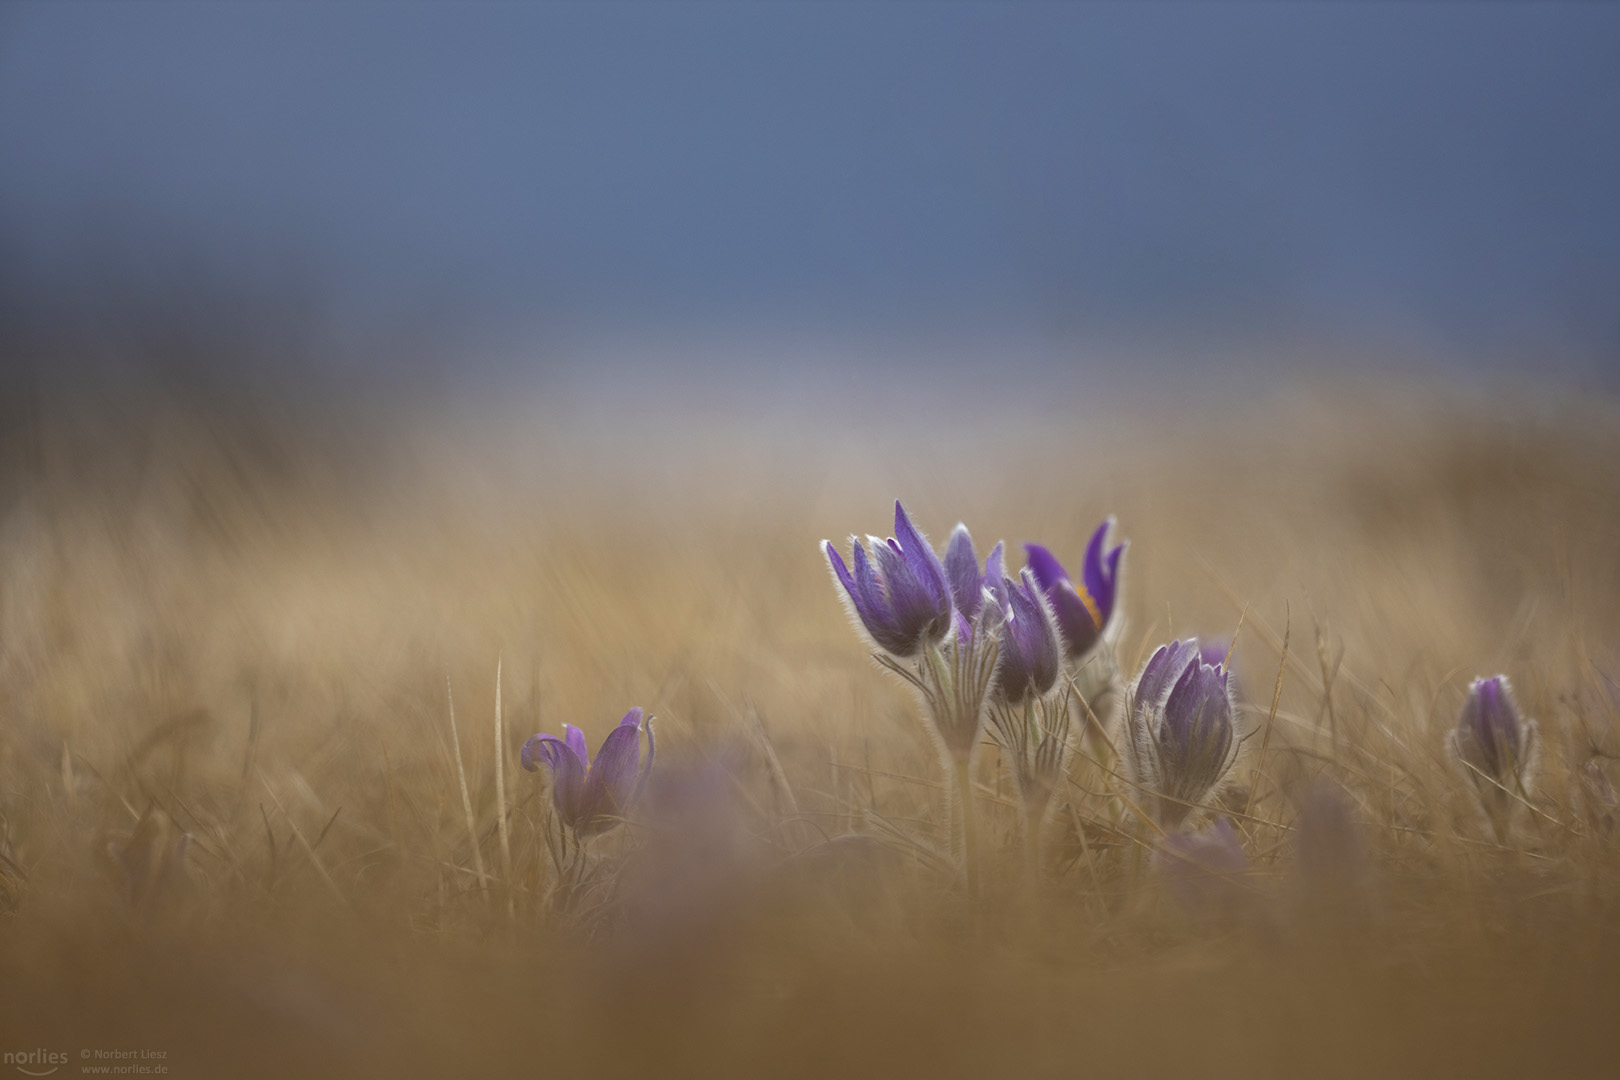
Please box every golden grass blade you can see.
[493,656,515,920]
[446,674,489,905]
[256,768,346,906]
[1242,606,1290,822]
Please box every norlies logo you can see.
[4,1049,68,1077]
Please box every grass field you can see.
[2,366,1618,1078]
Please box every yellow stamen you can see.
[1070,581,1103,629]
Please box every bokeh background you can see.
[3,0,1618,390]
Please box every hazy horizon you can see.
[3,1,1618,385]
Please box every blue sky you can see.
[2,2,1617,373]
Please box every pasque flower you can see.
[823,504,1002,891]
[1024,518,1126,662]
[1156,818,1254,922]
[1292,784,1372,931]
[823,501,954,658]
[824,505,1001,762]
[1452,676,1533,783]
[1124,639,1242,828]
[985,572,1071,851]
[1448,675,1538,841]
[992,570,1062,707]
[943,523,1003,621]
[522,707,655,836]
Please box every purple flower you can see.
[1453,676,1530,782]
[521,707,653,835]
[985,572,1071,836]
[1294,785,1363,887]
[824,507,1005,887]
[823,501,954,657]
[1156,818,1251,918]
[1125,639,1240,827]
[1198,640,1241,700]
[1199,640,1231,672]
[1292,784,1371,929]
[943,523,1004,621]
[1024,518,1126,662]
[1448,675,1538,838]
[993,570,1061,706]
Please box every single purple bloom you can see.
[943,523,1004,621]
[1160,661,1235,802]
[614,754,759,949]
[521,707,652,835]
[1024,518,1126,661]
[1449,675,1538,841]
[1157,818,1250,917]
[1454,676,1526,780]
[1126,639,1239,827]
[1134,638,1198,707]
[1292,783,1370,919]
[1294,784,1363,887]
[993,570,1062,706]
[823,501,953,657]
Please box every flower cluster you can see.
[822,501,1129,874]
[508,493,1559,925]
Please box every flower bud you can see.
[823,501,954,658]
[1125,639,1241,828]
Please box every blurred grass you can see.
[1,360,1619,1078]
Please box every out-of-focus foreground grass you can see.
[1,359,1619,1078]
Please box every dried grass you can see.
[1,370,1618,1078]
